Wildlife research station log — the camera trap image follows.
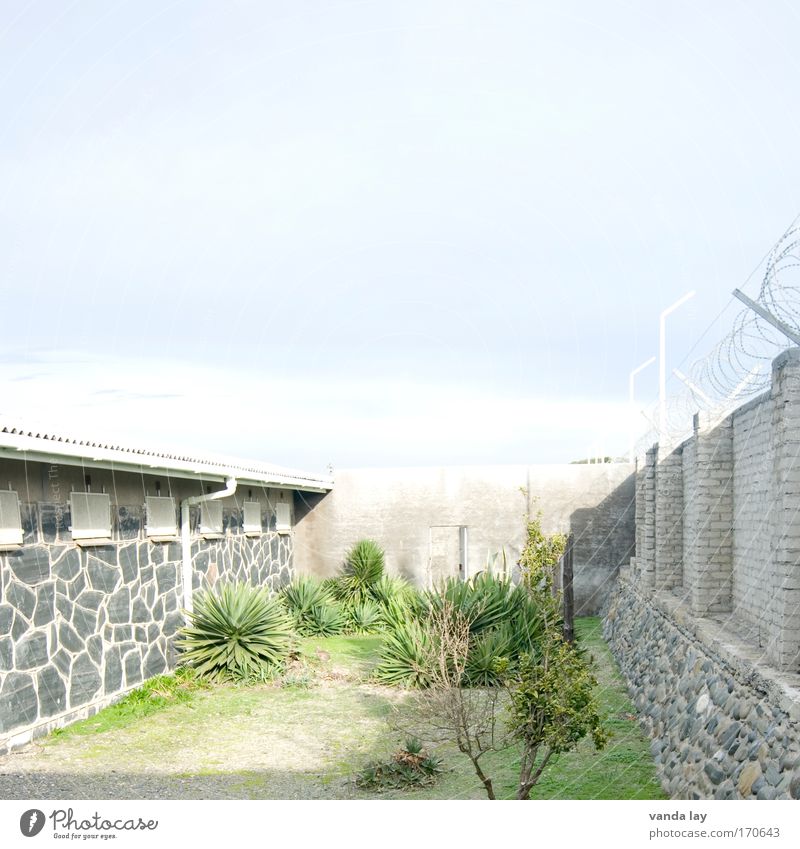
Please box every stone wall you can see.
[0,499,293,754]
[605,579,800,800]
[628,348,800,672]
[294,463,635,615]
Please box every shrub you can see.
[507,634,608,799]
[280,576,343,635]
[345,598,382,634]
[355,738,444,790]
[305,602,347,636]
[374,573,553,687]
[519,513,567,589]
[177,582,295,682]
[370,574,416,609]
[334,538,386,603]
[373,598,433,687]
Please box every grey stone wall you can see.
[294,464,635,615]
[633,349,800,672]
[0,502,292,753]
[605,579,800,800]
[732,395,775,643]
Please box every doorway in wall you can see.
[428,525,468,588]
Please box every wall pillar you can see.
[655,445,684,591]
[640,446,657,592]
[688,412,734,617]
[769,348,800,671]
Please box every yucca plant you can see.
[345,598,382,633]
[280,576,337,634]
[305,602,347,636]
[177,583,295,682]
[336,538,386,603]
[373,599,433,687]
[371,574,415,608]
[465,623,516,686]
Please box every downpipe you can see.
[180,477,237,616]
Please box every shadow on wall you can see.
[569,472,636,616]
[294,470,636,615]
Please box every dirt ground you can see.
[0,649,408,800]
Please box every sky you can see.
[1,0,799,472]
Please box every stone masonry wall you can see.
[631,349,800,673]
[732,396,775,642]
[605,579,800,800]
[0,501,292,753]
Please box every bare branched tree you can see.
[400,601,510,800]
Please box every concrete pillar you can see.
[768,348,800,671]
[641,446,657,592]
[655,445,684,591]
[688,412,734,617]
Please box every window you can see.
[275,502,291,534]
[145,496,178,541]
[199,501,224,539]
[70,492,112,545]
[242,501,262,536]
[0,490,23,550]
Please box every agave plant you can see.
[177,582,295,682]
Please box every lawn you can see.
[22,618,664,800]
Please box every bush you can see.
[373,573,553,687]
[345,598,382,634]
[330,539,386,604]
[355,738,444,790]
[280,576,346,636]
[177,582,295,682]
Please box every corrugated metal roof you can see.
[0,417,333,491]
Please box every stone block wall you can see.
[630,349,800,672]
[0,501,292,753]
[605,579,800,800]
[732,396,775,642]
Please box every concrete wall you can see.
[294,463,635,615]
[0,460,298,753]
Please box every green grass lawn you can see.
[39,619,665,800]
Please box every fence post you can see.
[563,533,574,643]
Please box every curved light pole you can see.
[629,356,655,463]
[659,290,696,441]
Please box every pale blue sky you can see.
[1,1,799,470]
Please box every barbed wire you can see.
[633,222,800,456]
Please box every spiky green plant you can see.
[177,583,295,682]
[346,598,382,633]
[280,576,338,634]
[373,599,433,687]
[371,574,416,608]
[375,573,556,688]
[305,602,347,636]
[465,623,516,686]
[336,538,386,603]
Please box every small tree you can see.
[406,601,507,799]
[507,633,608,799]
[518,513,567,591]
[402,590,607,800]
